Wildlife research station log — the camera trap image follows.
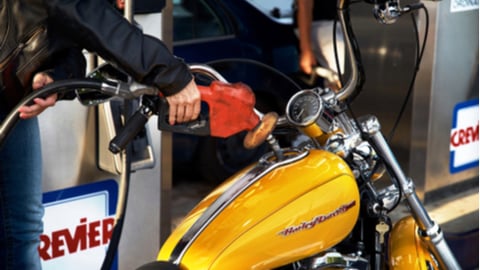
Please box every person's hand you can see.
[165,79,201,125]
[18,72,57,119]
[299,49,317,75]
[116,0,125,9]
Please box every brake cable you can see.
[387,5,429,142]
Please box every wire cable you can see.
[387,5,429,142]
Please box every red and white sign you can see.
[40,180,118,270]
[450,99,479,173]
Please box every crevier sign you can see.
[40,179,118,270]
[450,99,479,173]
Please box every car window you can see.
[245,0,294,24]
[173,0,228,42]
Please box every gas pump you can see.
[38,1,169,269]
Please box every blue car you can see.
[171,0,304,183]
[173,0,298,73]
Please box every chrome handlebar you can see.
[334,0,423,103]
[335,2,362,102]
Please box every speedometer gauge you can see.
[286,90,323,126]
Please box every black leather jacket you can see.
[0,0,191,108]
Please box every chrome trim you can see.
[335,3,360,102]
[169,149,309,264]
[285,90,324,127]
[189,64,229,83]
[310,250,369,269]
[369,128,461,269]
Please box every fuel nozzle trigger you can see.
[157,98,211,136]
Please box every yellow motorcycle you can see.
[136,0,464,269]
[0,0,470,269]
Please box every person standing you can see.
[0,0,200,269]
[295,0,345,90]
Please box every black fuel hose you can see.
[0,78,105,149]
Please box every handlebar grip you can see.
[109,107,150,154]
[405,3,424,11]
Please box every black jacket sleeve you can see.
[41,46,87,100]
[43,47,86,81]
[46,0,192,96]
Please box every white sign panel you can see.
[450,99,479,173]
[451,0,479,12]
[40,180,118,270]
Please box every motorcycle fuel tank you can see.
[158,149,360,269]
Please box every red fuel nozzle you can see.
[198,81,260,138]
[158,80,277,149]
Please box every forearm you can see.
[297,0,314,53]
[46,0,192,96]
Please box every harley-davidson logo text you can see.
[278,201,356,236]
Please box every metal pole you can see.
[124,0,134,22]
[160,0,174,245]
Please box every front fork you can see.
[360,115,461,270]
